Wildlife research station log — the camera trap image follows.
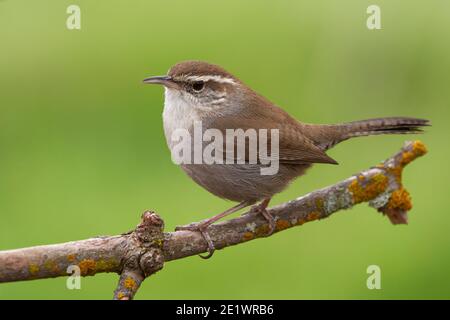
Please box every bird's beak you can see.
[142,75,179,89]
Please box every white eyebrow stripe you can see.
[211,98,226,105]
[184,75,237,85]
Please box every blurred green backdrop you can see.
[0,0,449,299]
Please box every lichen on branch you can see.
[0,141,428,299]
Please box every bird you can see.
[143,60,429,258]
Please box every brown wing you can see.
[207,90,338,165]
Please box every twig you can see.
[0,141,428,299]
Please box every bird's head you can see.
[143,61,242,111]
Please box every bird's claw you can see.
[250,204,276,235]
[260,209,276,235]
[175,223,215,259]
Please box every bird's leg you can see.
[175,201,253,259]
[250,198,276,234]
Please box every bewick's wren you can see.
[144,60,428,258]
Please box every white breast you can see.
[162,88,200,149]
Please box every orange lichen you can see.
[378,141,427,184]
[348,173,388,204]
[28,264,39,275]
[388,165,403,183]
[117,292,126,300]
[400,141,428,167]
[78,259,97,276]
[154,239,164,248]
[44,260,59,273]
[315,198,324,211]
[95,259,117,272]
[296,219,305,226]
[276,220,290,231]
[413,140,428,155]
[306,211,320,222]
[387,187,412,211]
[124,277,136,290]
[375,163,385,169]
[242,232,254,241]
[67,254,76,262]
[255,224,271,237]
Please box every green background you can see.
[0,0,448,299]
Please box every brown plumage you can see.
[144,60,429,257]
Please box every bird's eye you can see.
[192,81,205,92]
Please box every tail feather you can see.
[315,117,430,150]
[342,117,429,138]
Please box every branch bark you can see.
[0,141,428,299]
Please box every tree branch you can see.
[0,141,428,299]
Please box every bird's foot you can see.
[175,201,255,259]
[175,222,215,259]
[250,201,276,235]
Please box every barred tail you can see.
[342,116,429,137]
[315,117,430,150]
